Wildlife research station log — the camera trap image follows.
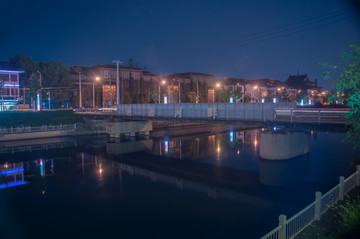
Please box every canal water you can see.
[0,126,357,239]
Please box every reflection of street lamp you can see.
[158,80,166,104]
[93,76,100,108]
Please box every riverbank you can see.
[295,186,360,239]
[0,110,84,127]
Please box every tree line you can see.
[9,55,73,108]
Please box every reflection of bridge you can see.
[80,152,272,208]
[75,103,349,125]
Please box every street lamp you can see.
[213,82,221,103]
[158,80,166,104]
[93,76,100,108]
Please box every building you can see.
[168,72,215,103]
[0,61,24,111]
[221,73,321,104]
[71,65,161,107]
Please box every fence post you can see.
[339,176,345,200]
[279,214,287,239]
[315,191,322,220]
[290,109,293,124]
[356,165,360,186]
[318,110,321,125]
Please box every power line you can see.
[177,9,352,57]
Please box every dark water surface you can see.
[0,126,357,239]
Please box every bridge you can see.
[75,103,349,126]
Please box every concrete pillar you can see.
[339,176,345,200]
[278,214,287,239]
[314,191,322,220]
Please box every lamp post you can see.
[36,71,42,111]
[109,75,112,107]
[93,76,100,108]
[214,82,220,103]
[158,80,166,104]
[112,60,123,107]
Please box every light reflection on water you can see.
[0,127,357,239]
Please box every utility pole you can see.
[112,60,123,107]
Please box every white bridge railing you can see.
[0,123,77,135]
[117,103,297,122]
[260,165,360,239]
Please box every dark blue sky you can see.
[1,0,359,88]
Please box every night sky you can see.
[1,0,360,89]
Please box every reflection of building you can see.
[0,61,24,111]
[0,162,25,189]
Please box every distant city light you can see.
[254,140,258,146]
[261,98,265,103]
[164,96,168,104]
[165,140,169,153]
[273,98,276,103]
[309,100,312,105]
[230,131,234,142]
[229,97,233,103]
[0,168,24,175]
[37,92,41,111]
[273,126,277,131]
[99,168,103,174]
[300,99,304,106]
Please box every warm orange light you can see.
[216,83,220,87]
[217,146,220,153]
[254,85,258,89]
[95,76,100,81]
[254,140,258,146]
[162,80,166,85]
[99,168,103,174]
[277,88,281,91]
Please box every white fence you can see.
[117,103,297,122]
[0,123,77,135]
[260,165,360,239]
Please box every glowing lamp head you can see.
[95,76,100,81]
[216,83,220,87]
[254,85,258,89]
[162,80,166,85]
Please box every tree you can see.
[323,42,360,148]
[187,91,197,103]
[139,76,145,103]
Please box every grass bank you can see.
[0,110,85,127]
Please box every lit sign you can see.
[0,168,24,175]
[2,83,20,87]
[164,96,168,104]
